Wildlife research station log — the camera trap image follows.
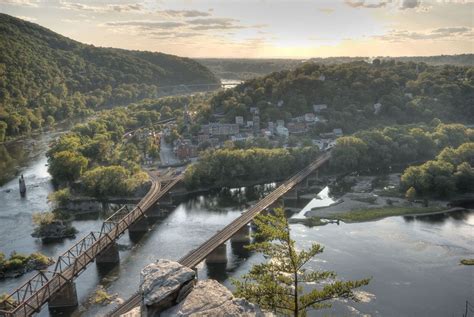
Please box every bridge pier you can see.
[205,243,228,264]
[128,216,149,242]
[96,242,120,266]
[48,281,78,311]
[231,224,250,243]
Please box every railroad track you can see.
[0,172,183,317]
[108,152,331,316]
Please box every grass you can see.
[289,217,328,227]
[91,287,114,305]
[460,259,474,266]
[325,206,445,223]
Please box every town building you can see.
[174,139,198,160]
[276,125,289,137]
[304,113,316,122]
[287,122,307,134]
[235,116,244,125]
[201,123,239,136]
[333,128,343,137]
[312,104,328,112]
[250,107,260,115]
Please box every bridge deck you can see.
[108,152,331,316]
[0,173,183,317]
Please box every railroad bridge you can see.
[0,171,183,317]
[109,151,332,316]
[0,151,331,317]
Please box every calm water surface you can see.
[0,133,472,317]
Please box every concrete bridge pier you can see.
[205,243,228,264]
[231,224,250,244]
[48,281,78,311]
[129,216,149,233]
[96,242,120,266]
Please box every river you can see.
[0,132,472,317]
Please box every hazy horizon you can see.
[0,0,473,59]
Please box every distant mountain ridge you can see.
[199,55,474,80]
[0,13,218,141]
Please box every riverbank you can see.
[291,206,467,227]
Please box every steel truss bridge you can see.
[0,173,183,317]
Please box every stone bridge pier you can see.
[48,281,78,312]
[96,242,120,266]
[129,216,149,242]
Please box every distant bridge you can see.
[0,171,184,317]
[108,151,332,316]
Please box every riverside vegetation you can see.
[0,252,53,279]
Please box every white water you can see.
[292,186,336,219]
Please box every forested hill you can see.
[0,13,218,141]
[199,55,473,80]
[209,60,474,133]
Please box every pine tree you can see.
[232,208,370,316]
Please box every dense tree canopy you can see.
[205,61,473,133]
[331,123,473,173]
[184,146,320,189]
[401,142,474,198]
[0,13,218,141]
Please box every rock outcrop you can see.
[140,259,196,316]
[128,259,271,317]
[162,279,268,317]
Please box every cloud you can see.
[149,32,203,39]
[345,0,390,8]
[399,0,420,9]
[0,0,39,7]
[376,26,473,41]
[105,20,186,30]
[157,10,211,18]
[187,18,264,31]
[60,2,144,13]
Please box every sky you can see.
[0,0,473,58]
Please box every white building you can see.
[276,126,289,137]
[276,120,285,127]
[313,104,328,112]
[333,128,343,137]
[304,113,316,122]
[235,116,244,125]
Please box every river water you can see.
[0,132,472,317]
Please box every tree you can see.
[0,121,6,142]
[232,208,369,317]
[48,150,88,183]
[405,187,417,202]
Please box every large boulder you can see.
[162,279,270,317]
[140,259,195,315]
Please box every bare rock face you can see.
[162,280,269,317]
[140,259,195,315]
